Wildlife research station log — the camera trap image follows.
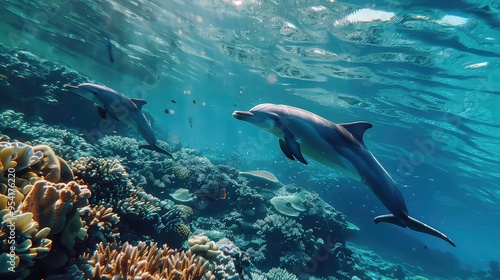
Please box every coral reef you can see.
[270,193,306,217]
[83,241,209,280]
[170,188,195,203]
[1,46,481,280]
[0,141,92,279]
[32,145,74,183]
[267,268,298,280]
[254,214,305,251]
[0,211,51,277]
[187,235,221,261]
[79,205,120,250]
[0,141,43,182]
[238,170,280,187]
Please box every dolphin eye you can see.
[271,115,279,121]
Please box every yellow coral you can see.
[0,142,43,183]
[176,224,191,237]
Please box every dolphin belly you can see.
[301,143,361,181]
[294,124,362,181]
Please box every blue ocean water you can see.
[1,0,500,279]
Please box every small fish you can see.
[157,75,160,80]
[234,104,237,107]
[188,117,193,128]
[107,39,114,63]
[171,100,176,103]
[194,187,227,200]
[424,245,428,250]
[164,109,170,114]
[192,100,197,104]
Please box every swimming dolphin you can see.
[64,83,173,157]
[233,103,455,247]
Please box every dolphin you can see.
[233,103,455,247]
[64,83,173,157]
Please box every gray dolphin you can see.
[64,83,173,157]
[233,103,455,247]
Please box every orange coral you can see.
[84,205,120,228]
[85,241,209,280]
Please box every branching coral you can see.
[71,156,131,206]
[84,241,209,280]
[267,268,298,280]
[254,214,305,251]
[80,205,121,249]
[83,205,120,229]
[0,110,25,130]
[154,205,194,247]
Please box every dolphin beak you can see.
[232,111,254,120]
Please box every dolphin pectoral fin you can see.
[340,121,372,144]
[131,98,147,110]
[374,214,456,247]
[374,214,405,227]
[98,107,107,119]
[102,103,120,121]
[284,134,307,165]
[405,215,456,247]
[139,144,174,158]
[279,139,295,161]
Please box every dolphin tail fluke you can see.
[374,214,456,247]
[139,144,174,158]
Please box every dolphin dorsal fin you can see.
[131,98,147,110]
[340,121,372,144]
